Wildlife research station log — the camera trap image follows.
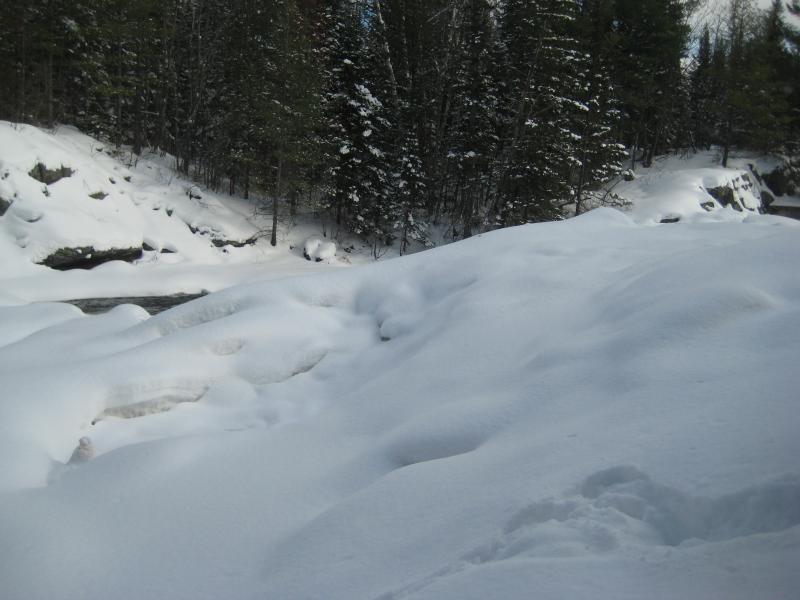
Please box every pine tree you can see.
[322,0,392,248]
[444,0,500,238]
[610,0,690,166]
[493,0,587,226]
[572,0,627,215]
[689,26,715,150]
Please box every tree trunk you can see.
[722,114,732,167]
[271,156,282,247]
[46,50,54,127]
[372,0,399,105]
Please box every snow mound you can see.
[0,209,798,599]
[303,237,337,262]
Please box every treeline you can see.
[0,0,798,250]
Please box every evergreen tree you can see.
[322,0,392,249]
[572,0,627,215]
[494,0,587,225]
[444,0,500,238]
[610,0,690,166]
[689,26,715,150]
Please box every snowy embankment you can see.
[0,122,343,303]
[614,151,773,224]
[0,206,798,599]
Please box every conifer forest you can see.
[1,0,798,251]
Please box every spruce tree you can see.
[494,0,587,226]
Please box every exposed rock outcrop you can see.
[39,246,143,270]
[187,223,258,248]
[706,184,743,211]
[28,163,73,185]
[704,172,762,213]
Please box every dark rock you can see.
[706,185,743,211]
[123,175,132,182]
[188,222,257,248]
[39,246,143,270]
[660,216,680,224]
[706,185,733,205]
[89,191,108,200]
[160,247,176,254]
[109,177,117,185]
[142,242,156,252]
[28,163,73,185]
[700,201,716,212]
[761,190,775,207]
[211,235,258,248]
[763,164,799,197]
[166,208,173,217]
[0,196,11,216]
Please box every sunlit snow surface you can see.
[1,208,798,599]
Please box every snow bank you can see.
[617,152,769,224]
[0,208,798,599]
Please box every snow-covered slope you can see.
[613,152,773,224]
[0,122,262,270]
[0,208,798,599]
[0,122,349,302]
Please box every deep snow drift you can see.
[0,205,798,599]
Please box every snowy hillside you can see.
[1,206,798,599]
[0,122,348,303]
[614,151,775,224]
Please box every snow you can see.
[0,125,798,599]
[1,204,798,599]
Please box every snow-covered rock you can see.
[615,153,771,223]
[67,437,94,464]
[303,237,336,262]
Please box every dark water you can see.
[64,292,207,315]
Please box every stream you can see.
[63,292,207,315]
